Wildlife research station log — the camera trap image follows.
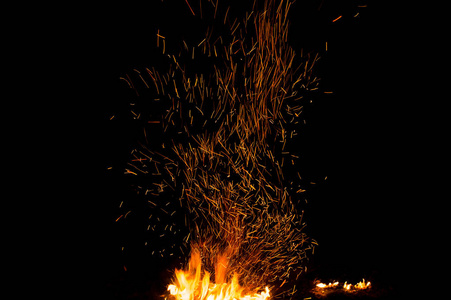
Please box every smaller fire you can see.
[314,279,371,296]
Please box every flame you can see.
[343,282,351,290]
[355,279,371,290]
[315,281,338,289]
[315,279,370,295]
[167,249,270,300]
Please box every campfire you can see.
[167,249,270,300]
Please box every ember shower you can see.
[116,0,320,297]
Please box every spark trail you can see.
[115,0,321,297]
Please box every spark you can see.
[115,0,321,295]
[332,15,342,22]
[184,0,196,16]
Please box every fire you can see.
[314,279,370,296]
[354,278,371,290]
[167,249,270,300]
[315,281,338,289]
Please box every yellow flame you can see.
[167,249,270,300]
[315,279,370,293]
[316,281,338,289]
[355,279,371,290]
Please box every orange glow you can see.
[314,279,371,295]
[167,249,270,300]
[355,279,371,290]
[315,281,338,289]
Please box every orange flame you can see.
[315,279,370,295]
[167,249,270,300]
[354,279,371,290]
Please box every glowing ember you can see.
[168,249,270,300]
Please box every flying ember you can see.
[109,0,380,298]
[116,0,320,298]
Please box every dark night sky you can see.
[92,1,408,298]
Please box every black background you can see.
[90,1,408,299]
